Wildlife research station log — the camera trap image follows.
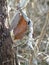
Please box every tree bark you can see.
[0,0,18,65]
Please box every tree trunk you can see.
[0,0,18,65]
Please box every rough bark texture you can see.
[0,0,18,65]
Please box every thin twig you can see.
[36,12,49,48]
[34,12,49,57]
